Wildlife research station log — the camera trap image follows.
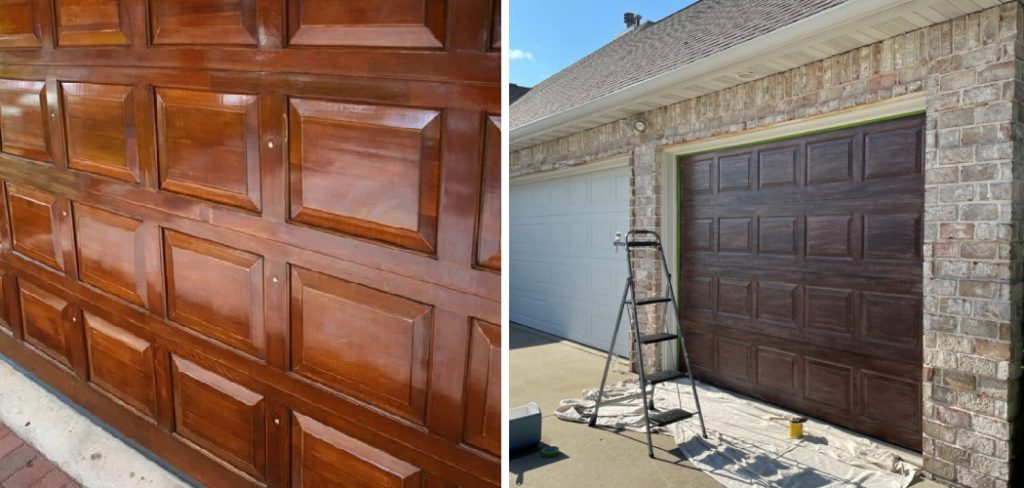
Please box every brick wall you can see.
[511,3,1022,486]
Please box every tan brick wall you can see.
[511,3,1022,486]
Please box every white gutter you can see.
[509,0,921,147]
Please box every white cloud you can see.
[510,49,535,62]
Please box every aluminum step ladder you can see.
[588,230,708,458]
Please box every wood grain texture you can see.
[54,0,129,46]
[678,115,924,450]
[477,115,501,271]
[0,0,499,486]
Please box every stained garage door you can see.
[679,115,924,450]
[0,1,500,486]
[511,164,631,356]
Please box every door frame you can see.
[657,91,927,368]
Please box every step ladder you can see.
[588,230,708,458]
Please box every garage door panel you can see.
[679,115,924,450]
[0,1,499,484]
[511,165,629,355]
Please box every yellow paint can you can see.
[788,417,807,439]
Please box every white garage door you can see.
[510,163,631,356]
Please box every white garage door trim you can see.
[511,154,631,356]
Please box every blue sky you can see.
[510,1,698,87]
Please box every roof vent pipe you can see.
[624,12,641,29]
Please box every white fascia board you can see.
[510,0,919,147]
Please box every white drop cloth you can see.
[554,379,919,488]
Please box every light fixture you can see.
[634,120,647,132]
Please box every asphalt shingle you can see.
[511,0,850,129]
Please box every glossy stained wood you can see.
[288,98,440,252]
[0,1,499,486]
[288,0,445,48]
[62,82,138,182]
[678,115,924,450]
[292,413,421,487]
[54,0,129,46]
[0,79,50,162]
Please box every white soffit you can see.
[510,0,1000,151]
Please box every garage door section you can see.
[0,2,500,487]
[511,165,631,356]
[679,115,924,450]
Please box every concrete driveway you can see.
[509,323,720,488]
[508,323,947,488]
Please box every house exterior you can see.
[510,0,1022,486]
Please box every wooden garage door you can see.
[0,1,500,487]
[678,115,924,450]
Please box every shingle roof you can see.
[511,0,850,129]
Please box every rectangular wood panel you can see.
[0,0,41,48]
[150,0,259,45]
[463,319,500,455]
[0,79,49,162]
[55,0,129,46]
[288,98,441,252]
[290,266,432,423]
[288,0,445,48]
[7,184,63,271]
[73,203,145,307]
[19,281,73,369]
[85,312,157,418]
[477,115,501,270]
[62,82,138,182]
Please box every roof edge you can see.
[510,0,919,147]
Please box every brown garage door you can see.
[679,115,924,450]
[0,1,500,487]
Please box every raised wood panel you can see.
[156,88,260,211]
[288,0,445,49]
[290,266,432,423]
[755,347,796,394]
[7,184,63,271]
[861,371,920,426]
[73,203,145,306]
[864,126,921,179]
[684,331,713,372]
[288,98,441,252]
[85,312,157,418]
[463,319,499,455]
[757,282,797,326]
[804,358,852,412]
[717,278,751,319]
[0,79,49,162]
[684,219,713,251]
[55,0,129,46]
[805,286,852,334]
[718,217,750,253]
[476,115,500,270]
[0,0,41,48]
[718,153,750,191]
[863,213,919,261]
[716,338,750,381]
[19,281,72,368]
[862,292,919,345]
[62,82,138,182]
[490,0,499,50]
[164,230,265,358]
[171,356,266,480]
[292,412,421,488]
[806,215,851,258]
[682,158,712,193]
[806,137,852,185]
[758,216,797,255]
[150,0,259,46]
[684,277,712,312]
[758,147,797,188]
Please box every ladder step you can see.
[636,296,671,306]
[648,409,695,427]
[626,241,660,248]
[645,369,688,385]
[639,332,678,344]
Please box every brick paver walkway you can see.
[0,424,79,488]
